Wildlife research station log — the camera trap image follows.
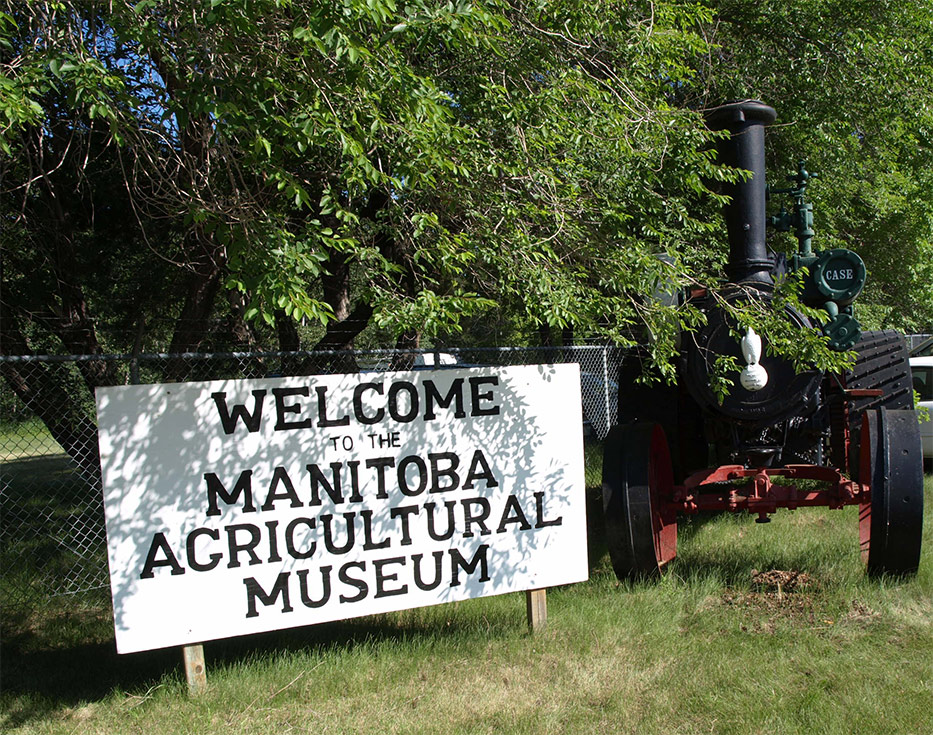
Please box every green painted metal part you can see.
[810,248,866,306]
[769,161,866,351]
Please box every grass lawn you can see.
[0,419,65,461]
[2,471,931,735]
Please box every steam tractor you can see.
[602,100,924,579]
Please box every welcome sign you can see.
[96,364,588,653]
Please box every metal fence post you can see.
[602,347,611,440]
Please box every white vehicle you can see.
[910,354,933,471]
[413,352,459,367]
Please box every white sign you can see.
[96,364,588,653]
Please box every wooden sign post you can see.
[183,644,207,695]
[525,588,547,633]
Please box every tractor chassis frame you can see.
[670,465,865,523]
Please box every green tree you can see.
[2,1,731,354]
[4,0,931,480]
[692,0,933,333]
[2,0,733,472]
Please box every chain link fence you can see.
[1,346,623,616]
[5,336,928,618]
[907,333,932,353]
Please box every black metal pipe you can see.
[705,100,777,284]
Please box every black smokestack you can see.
[705,100,777,285]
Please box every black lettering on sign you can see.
[463,450,498,489]
[388,381,419,422]
[374,556,408,599]
[390,505,419,545]
[272,387,314,430]
[360,509,391,551]
[338,561,368,603]
[315,386,350,427]
[469,377,501,417]
[244,572,293,618]
[429,452,460,493]
[212,390,267,434]
[204,470,256,516]
[449,545,491,586]
[265,520,282,563]
[413,551,445,590]
[423,379,466,420]
[366,457,395,499]
[226,523,263,568]
[261,466,302,511]
[240,544,498,618]
[397,455,428,496]
[285,517,316,559]
[424,500,457,540]
[211,373,503,436]
[307,463,347,506]
[140,532,185,578]
[186,527,221,572]
[534,491,563,528]
[461,497,492,537]
[353,382,385,424]
[320,512,356,555]
[496,494,532,533]
[296,566,332,608]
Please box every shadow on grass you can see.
[592,500,915,590]
[1,455,96,521]
[0,586,523,729]
[5,466,924,729]
[4,446,596,728]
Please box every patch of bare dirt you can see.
[750,568,813,594]
[719,569,820,633]
[842,599,881,627]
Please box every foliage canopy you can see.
[2,0,931,366]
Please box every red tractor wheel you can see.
[858,408,925,576]
[602,423,677,580]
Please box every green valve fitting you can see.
[822,308,861,351]
[768,159,867,351]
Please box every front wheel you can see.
[602,423,677,581]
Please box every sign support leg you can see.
[183,644,207,695]
[525,588,547,633]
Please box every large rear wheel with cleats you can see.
[858,408,924,576]
[834,330,914,476]
[602,423,677,580]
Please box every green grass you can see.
[1,451,109,608]
[0,418,64,460]
[3,476,931,735]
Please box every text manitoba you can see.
[202,448,503,516]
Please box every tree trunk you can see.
[0,311,102,488]
[225,289,257,351]
[274,310,303,376]
[52,239,118,389]
[275,311,301,353]
[29,145,119,392]
[164,232,225,381]
[310,251,373,373]
[390,330,421,371]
